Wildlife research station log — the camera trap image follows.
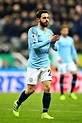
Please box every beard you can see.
[40,20,49,27]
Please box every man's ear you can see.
[36,18,40,22]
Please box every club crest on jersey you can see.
[31,34,36,39]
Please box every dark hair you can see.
[36,10,49,18]
[60,24,69,30]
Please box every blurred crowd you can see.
[0,0,82,68]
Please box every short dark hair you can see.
[36,10,49,18]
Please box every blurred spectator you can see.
[70,14,80,37]
[3,0,13,16]
[10,37,21,52]
[12,3,21,14]
[0,5,6,18]
[75,4,82,14]
[20,0,37,12]
[36,2,44,11]
[2,15,15,40]
[80,19,82,40]
[0,36,11,53]
[27,11,36,22]
[13,0,20,5]
[20,11,29,23]
[50,20,61,35]
[20,32,29,59]
[13,17,23,37]
[73,34,82,53]
[0,42,10,53]
[43,0,52,10]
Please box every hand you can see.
[58,58,62,63]
[50,34,60,43]
[75,61,80,67]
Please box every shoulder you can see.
[57,35,62,42]
[67,36,74,42]
[28,26,37,32]
[47,28,53,34]
[67,36,73,40]
[28,26,38,34]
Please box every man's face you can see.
[39,13,49,27]
[61,28,69,37]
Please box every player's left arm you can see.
[71,39,79,66]
[51,41,59,51]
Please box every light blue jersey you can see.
[27,25,56,68]
[56,35,78,63]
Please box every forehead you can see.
[41,13,49,17]
[62,28,69,31]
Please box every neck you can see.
[62,35,67,38]
[38,23,46,31]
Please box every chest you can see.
[37,31,51,42]
[59,39,72,47]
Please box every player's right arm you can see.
[55,51,62,63]
[28,27,51,49]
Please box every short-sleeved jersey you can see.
[56,35,78,63]
[27,25,56,68]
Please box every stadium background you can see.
[0,0,82,93]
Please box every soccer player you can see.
[13,10,59,119]
[55,24,79,100]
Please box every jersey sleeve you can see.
[52,41,61,60]
[50,42,59,51]
[71,38,78,62]
[28,27,52,49]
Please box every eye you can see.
[43,17,49,19]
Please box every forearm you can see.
[32,40,51,49]
[51,43,58,51]
[72,49,78,62]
